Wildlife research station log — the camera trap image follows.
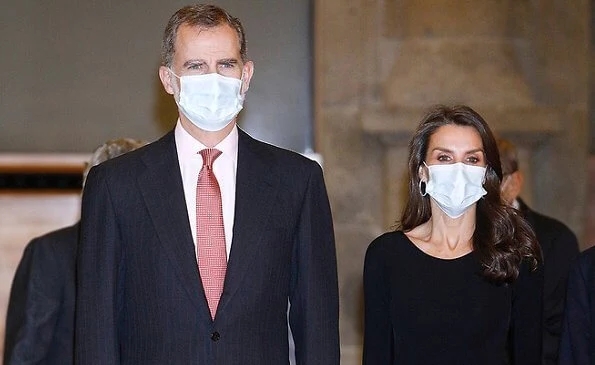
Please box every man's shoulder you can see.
[26,224,79,252]
[577,246,595,278]
[523,204,578,259]
[525,204,575,238]
[239,129,321,170]
[29,224,78,244]
[19,224,79,271]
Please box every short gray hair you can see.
[83,138,147,186]
[161,4,248,68]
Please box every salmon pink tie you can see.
[196,148,226,319]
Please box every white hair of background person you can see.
[82,138,148,186]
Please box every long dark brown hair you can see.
[399,105,541,283]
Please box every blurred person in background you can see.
[3,138,147,365]
[497,138,579,365]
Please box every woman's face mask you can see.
[423,161,487,218]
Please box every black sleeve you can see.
[75,166,121,364]
[558,254,592,365]
[542,227,579,365]
[288,161,340,365]
[363,238,393,365]
[3,239,62,364]
[510,261,544,365]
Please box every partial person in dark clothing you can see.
[3,138,146,365]
[363,105,543,365]
[558,246,595,365]
[497,138,579,365]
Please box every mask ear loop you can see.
[419,161,429,196]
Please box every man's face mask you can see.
[170,70,245,132]
[423,162,488,218]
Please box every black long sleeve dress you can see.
[363,231,542,365]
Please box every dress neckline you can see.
[399,231,474,262]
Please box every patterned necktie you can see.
[196,148,226,319]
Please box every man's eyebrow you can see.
[217,58,239,64]
[182,59,205,67]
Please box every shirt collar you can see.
[175,120,239,164]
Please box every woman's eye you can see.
[467,156,479,163]
[437,155,450,162]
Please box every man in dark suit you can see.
[74,4,339,365]
[497,138,579,365]
[558,245,595,365]
[3,138,146,365]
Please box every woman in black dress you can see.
[363,105,543,365]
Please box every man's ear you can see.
[502,171,524,203]
[159,66,175,95]
[240,61,254,95]
[509,171,524,198]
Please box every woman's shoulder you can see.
[366,230,410,258]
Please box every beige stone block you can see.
[383,146,410,229]
[318,108,384,226]
[383,38,535,108]
[385,0,512,38]
[531,108,588,243]
[340,345,363,365]
[315,0,366,105]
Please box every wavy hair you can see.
[399,105,541,283]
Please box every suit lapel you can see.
[137,131,210,318]
[217,129,279,313]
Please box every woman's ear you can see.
[418,164,428,182]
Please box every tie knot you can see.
[199,148,222,169]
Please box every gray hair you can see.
[161,4,248,68]
[83,138,147,186]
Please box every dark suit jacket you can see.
[558,245,595,365]
[4,224,78,365]
[518,199,579,365]
[75,129,340,365]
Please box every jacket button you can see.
[211,331,220,342]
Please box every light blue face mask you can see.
[423,162,487,218]
[170,70,245,132]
